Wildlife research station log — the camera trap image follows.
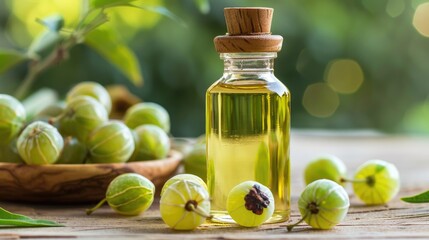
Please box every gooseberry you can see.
[160,179,210,230]
[227,181,274,227]
[304,155,347,185]
[287,179,349,231]
[16,121,64,165]
[129,124,170,161]
[161,174,207,196]
[56,136,87,164]
[86,120,135,163]
[0,94,26,145]
[183,143,207,181]
[87,173,155,216]
[0,142,24,163]
[56,96,108,142]
[351,160,400,205]
[66,81,112,114]
[124,102,170,132]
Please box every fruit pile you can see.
[0,81,171,165]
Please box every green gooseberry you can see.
[160,179,210,230]
[17,121,64,165]
[287,179,350,231]
[87,173,155,216]
[161,174,207,196]
[227,181,275,227]
[304,155,347,186]
[0,142,24,164]
[86,120,135,163]
[352,160,400,205]
[56,136,87,164]
[129,124,170,161]
[124,102,170,132]
[66,81,112,114]
[184,143,207,182]
[0,94,26,146]
[57,96,108,142]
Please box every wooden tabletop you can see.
[1,131,429,239]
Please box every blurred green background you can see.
[1,0,429,137]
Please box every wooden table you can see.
[1,131,429,239]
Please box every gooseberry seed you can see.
[160,179,210,230]
[86,173,155,216]
[286,179,350,231]
[350,160,400,205]
[304,155,347,186]
[227,181,274,227]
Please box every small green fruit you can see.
[87,173,155,216]
[0,142,24,163]
[296,179,349,230]
[58,96,108,142]
[56,136,87,164]
[66,81,112,114]
[184,144,207,181]
[161,174,207,196]
[160,179,210,230]
[304,155,347,186]
[0,94,26,146]
[86,121,135,163]
[227,181,274,227]
[352,160,400,205]
[124,102,170,132]
[129,124,170,161]
[17,121,64,165]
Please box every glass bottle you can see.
[206,8,291,223]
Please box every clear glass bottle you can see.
[206,7,290,223]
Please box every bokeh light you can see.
[402,100,429,134]
[325,59,364,94]
[386,0,405,18]
[413,2,429,37]
[302,83,339,118]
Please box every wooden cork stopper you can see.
[214,7,283,53]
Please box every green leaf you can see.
[402,190,429,203]
[85,28,143,86]
[0,49,26,74]
[193,0,210,14]
[128,5,186,27]
[28,30,62,56]
[89,0,136,9]
[36,14,64,32]
[0,207,63,227]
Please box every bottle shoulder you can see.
[207,78,289,97]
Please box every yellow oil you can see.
[206,80,290,223]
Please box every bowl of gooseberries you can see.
[0,82,182,203]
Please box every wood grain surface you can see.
[1,132,429,239]
[0,150,182,203]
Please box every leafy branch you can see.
[0,0,210,99]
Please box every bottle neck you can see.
[221,52,276,74]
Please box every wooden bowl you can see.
[0,150,182,203]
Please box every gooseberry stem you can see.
[286,212,309,232]
[340,177,368,184]
[86,198,107,215]
[185,200,212,219]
